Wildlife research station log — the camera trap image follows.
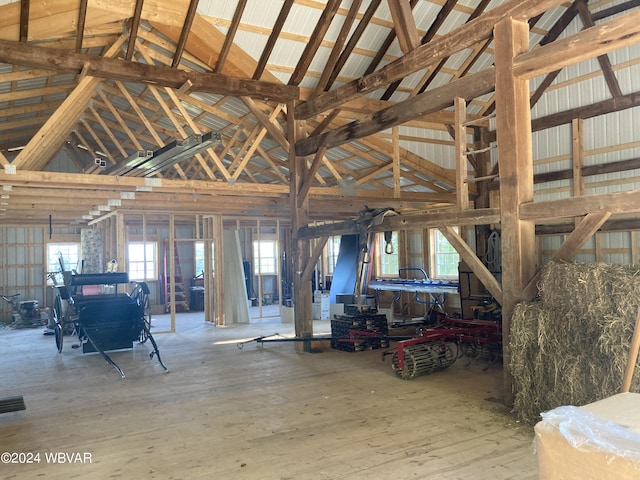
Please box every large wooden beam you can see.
[0,39,299,103]
[294,0,568,120]
[387,0,420,53]
[513,9,640,79]
[297,208,500,239]
[439,226,502,305]
[523,212,612,299]
[295,68,495,156]
[288,101,313,349]
[494,18,536,405]
[11,37,127,171]
[520,189,640,221]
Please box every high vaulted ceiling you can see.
[0,0,639,225]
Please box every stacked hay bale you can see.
[510,261,640,425]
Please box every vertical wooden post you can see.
[288,101,313,351]
[454,97,469,211]
[392,126,401,198]
[572,118,584,224]
[495,17,536,404]
[169,214,176,332]
[212,214,225,326]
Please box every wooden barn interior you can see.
[2,0,640,478]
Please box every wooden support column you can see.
[212,215,225,326]
[572,118,584,225]
[392,126,401,198]
[288,101,313,351]
[494,17,536,404]
[454,97,469,210]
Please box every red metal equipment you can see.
[385,317,502,380]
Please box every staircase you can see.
[164,241,190,313]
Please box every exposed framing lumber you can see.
[0,39,299,102]
[520,189,640,221]
[11,36,126,171]
[495,17,536,404]
[438,226,502,304]
[288,0,342,87]
[576,0,622,98]
[288,100,313,347]
[171,0,200,68]
[295,0,568,119]
[252,0,294,80]
[324,0,383,91]
[75,0,88,52]
[513,9,640,80]
[523,212,612,298]
[454,97,469,210]
[295,67,495,156]
[19,0,29,43]
[386,0,420,54]
[297,207,500,239]
[214,0,247,74]
[315,0,362,93]
[125,0,145,61]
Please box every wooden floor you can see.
[0,314,538,479]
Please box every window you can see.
[377,231,399,277]
[47,243,80,284]
[325,236,341,275]
[431,229,460,279]
[127,242,157,281]
[194,241,215,276]
[253,240,278,275]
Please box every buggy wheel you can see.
[54,322,63,352]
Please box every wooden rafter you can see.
[76,0,89,52]
[11,36,126,171]
[576,0,622,98]
[288,0,342,86]
[125,0,145,61]
[171,0,200,68]
[386,0,420,54]
[323,0,382,91]
[315,0,362,93]
[295,0,569,120]
[252,0,294,80]
[215,0,247,74]
[19,0,29,43]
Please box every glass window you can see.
[377,232,399,277]
[47,243,80,284]
[431,229,460,279]
[325,236,341,275]
[253,240,278,275]
[128,242,157,281]
[194,241,214,276]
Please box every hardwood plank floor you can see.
[0,315,538,479]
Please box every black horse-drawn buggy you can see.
[52,272,168,378]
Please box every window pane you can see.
[253,240,277,275]
[47,243,80,284]
[433,229,459,279]
[128,242,157,281]
[379,232,399,277]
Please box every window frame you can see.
[46,242,81,285]
[127,241,158,281]
[429,228,460,280]
[375,231,400,278]
[253,238,278,276]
